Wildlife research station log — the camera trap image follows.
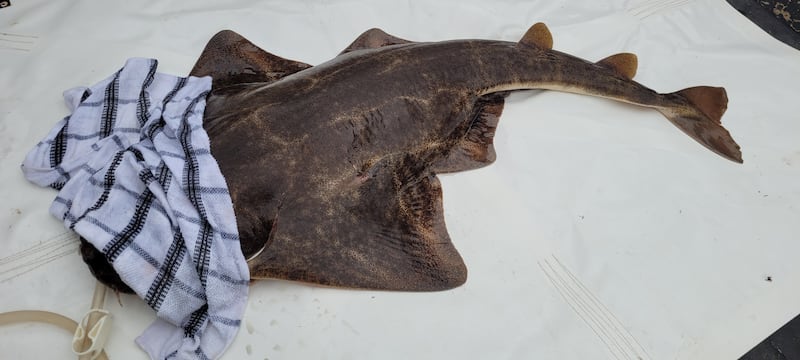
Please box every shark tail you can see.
[659,86,743,163]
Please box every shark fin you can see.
[434,92,508,173]
[519,22,553,49]
[189,30,312,89]
[597,53,638,79]
[676,86,727,124]
[660,86,742,163]
[247,167,468,291]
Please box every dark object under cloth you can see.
[726,0,800,49]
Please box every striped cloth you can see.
[21,58,250,360]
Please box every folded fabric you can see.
[21,58,250,360]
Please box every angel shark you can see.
[81,23,742,293]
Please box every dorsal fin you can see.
[340,28,414,55]
[189,30,312,89]
[518,22,553,49]
[597,53,638,79]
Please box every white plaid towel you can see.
[21,58,250,360]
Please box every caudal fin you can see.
[659,86,743,163]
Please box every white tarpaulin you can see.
[1,0,799,359]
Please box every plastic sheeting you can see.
[1,1,798,359]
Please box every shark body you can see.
[82,23,742,293]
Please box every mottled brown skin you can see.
[80,24,742,293]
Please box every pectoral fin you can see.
[248,156,467,291]
[189,30,312,88]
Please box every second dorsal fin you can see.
[189,30,312,89]
[597,53,638,79]
[518,22,553,49]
